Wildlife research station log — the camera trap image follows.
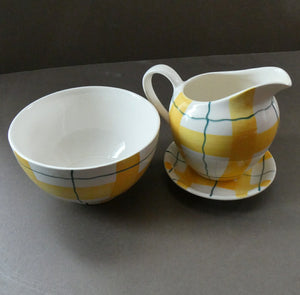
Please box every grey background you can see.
[0,0,300,73]
[1,1,300,293]
[0,51,299,294]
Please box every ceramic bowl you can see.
[8,86,160,204]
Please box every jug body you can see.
[169,89,279,180]
[143,65,291,181]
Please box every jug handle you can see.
[142,64,183,123]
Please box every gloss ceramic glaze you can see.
[143,65,291,181]
[8,86,160,204]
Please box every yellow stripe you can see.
[168,89,278,181]
[228,90,258,160]
[218,170,257,197]
[171,89,277,180]
[33,183,77,200]
[170,93,192,153]
[260,150,272,161]
[177,126,233,157]
[14,151,147,202]
[111,153,141,197]
[220,89,257,178]
[220,89,278,179]
[76,183,115,200]
[177,123,277,160]
[167,158,272,198]
[14,152,77,200]
[173,163,213,190]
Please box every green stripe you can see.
[210,181,218,196]
[202,102,211,176]
[168,151,180,173]
[71,170,85,204]
[165,150,185,164]
[172,98,276,122]
[258,155,265,191]
[19,146,156,181]
[166,150,274,179]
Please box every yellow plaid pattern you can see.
[164,142,276,199]
[14,139,157,204]
[169,89,279,180]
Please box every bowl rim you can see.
[8,86,160,171]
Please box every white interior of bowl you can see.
[8,86,160,169]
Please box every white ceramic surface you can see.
[8,86,160,204]
[143,64,291,181]
[164,142,276,201]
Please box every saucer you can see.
[164,142,276,200]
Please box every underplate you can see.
[164,142,276,201]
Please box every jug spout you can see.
[246,67,292,101]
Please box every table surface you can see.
[1,51,299,295]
